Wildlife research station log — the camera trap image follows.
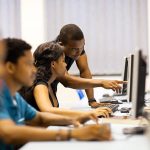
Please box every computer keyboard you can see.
[113,93,126,96]
[98,104,119,113]
[99,97,123,104]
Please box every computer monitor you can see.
[131,50,146,118]
[113,57,128,96]
[127,54,134,102]
[121,57,128,95]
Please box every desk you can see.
[20,118,150,150]
[20,136,150,150]
[20,99,150,150]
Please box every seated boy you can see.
[0,38,111,150]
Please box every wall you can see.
[20,0,46,51]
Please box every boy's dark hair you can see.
[4,38,32,63]
[56,24,84,45]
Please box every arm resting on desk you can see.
[26,111,79,127]
[0,120,111,144]
[0,119,69,145]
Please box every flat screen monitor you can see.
[131,50,146,118]
[113,57,128,96]
[127,54,134,102]
[121,57,128,95]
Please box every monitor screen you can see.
[131,50,146,118]
[113,57,128,96]
[127,54,134,102]
[121,57,128,95]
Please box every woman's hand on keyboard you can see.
[100,80,127,93]
[92,107,112,118]
[75,112,99,126]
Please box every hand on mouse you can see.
[71,124,112,141]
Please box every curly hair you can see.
[34,41,64,84]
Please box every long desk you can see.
[20,98,150,150]
[20,137,150,150]
[20,119,150,150]
[20,116,150,150]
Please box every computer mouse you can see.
[111,99,123,104]
[102,93,110,97]
[120,107,130,113]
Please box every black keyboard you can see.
[99,97,123,104]
[98,104,119,113]
[113,93,126,96]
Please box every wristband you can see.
[56,129,62,141]
[67,129,72,140]
[56,129,72,141]
[88,98,97,104]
